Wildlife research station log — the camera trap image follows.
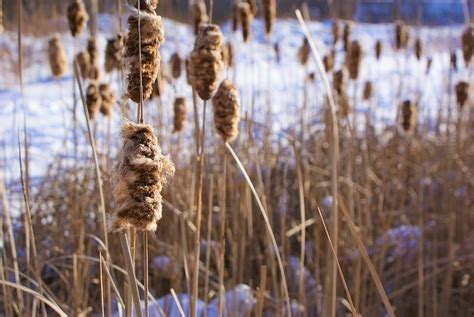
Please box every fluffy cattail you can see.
[400,100,417,133]
[75,50,91,80]
[188,24,223,100]
[99,83,115,116]
[231,2,239,32]
[169,52,182,80]
[450,51,458,71]
[343,21,352,52]
[262,0,276,35]
[239,2,252,43]
[323,53,334,72]
[461,26,473,66]
[222,42,234,68]
[414,38,422,60]
[67,0,89,38]
[333,68,347,95]
[110,121,175,232]
[332,19,340,46]
[105,34,124,73]
[395,21,409,50]
[192,0,208,35]
[48,34,67,78]
[274,42,281,63]
[426,57,433,74]
[125,1,164,103]
[363,81,373,100]
[298,38,310,66]
[212,80,241,142]
[173,97,187,133]
[87,37,100,80]
[346,40,362,80]
[455,81,469,109]
[86,82,101,120]
[375,40,382,60]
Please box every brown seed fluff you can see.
[455,81,469,109]
[212,80,241,143]
[346,40,362,80]
[333,68,347,95]
[67,0,89,38]
[110,121,175,232]
[105,33,125,73]
[192,0,209,35]
[323,53,334,73]
[450,51,458,71]
[125,6,164,103]
[414,38,423,60]
[343,21,352,52]
[75,50,91,80]
[262,0,276,35]
[400,100,417,132]
[86,82,102,120]
[173,97,187,133]
[48,34,67,79]
[375,40,382,60]
[461,26,473,66]
[395,21,409,50]
[363,81,373,100]
[99,83,115,116]
[298,38,310,66]
[332,19,340,46]
[239,2,252,43]
[188,24,223,100]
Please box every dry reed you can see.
[173,97,187,133]
[212,79,241,142]
[48,34,67,79]
[67,0,89,38]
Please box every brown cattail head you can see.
[323,53,334,73]
[332,19,340,46]
[212,79,241,142]
[231,2,240,32]
[346,40,362,80]
[99,83,115,116]
[75,50,91,80]
[110,121,175,232]
[48,34,67,79]
[105,33,125,73]
[337,92,351,118]
[400,100,417,133]
[189,24,223,100]
[86,82,101,120]
[125,6,164,103]
[67,0,89,38]
[343,21,352,52]
[262,0,276,36]
[395,21,409,50]
[426,57,433,74]
[173,97,187,133]
[87,37,100,80]
[333,68,347,95]
[169,52,182,80]
[222,42,234,68]
[239,2,252,43]
[455,81,469,109]
[135,0,158,13]
[375,40,382,60]
[414,38,423,60]
[450,51,458,71]
[461,26,473,66]
[153,61,168,97]
[192,0,209,35]
[363,81,373,100]
[298,38,310,66]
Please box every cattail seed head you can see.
[212,80,241,143]
[169,52,182,80]
[414,38,423,60]
[99,83,115,116]
[222,42,234,68]
[363,81,373,100]
[231,2,240,32]
[343,21,352,52]
[67,0,89,38]
[298,38,310,66]
[48,34,67,79]
[395,21,409,50]
[455,81,469,109]
[125,6,164,103]
[189,24,223,100]
[400,100,417,133]
[338,92,351,118]
[461,26,473,66]
[152,62,168,98]
[323,53,334,73]
[173,97,187,133]
[262,0,276,36]
[87,37,100,80]
[333,68,347,95]
[239,2,252,43]
[75,50,91,80]
[192,0,209,35]
[86,82,101,120]
[346,40,362,80]
[375,40,382,60]
[105,33,125,73]
[332,19,340,46]
[110,121,175,232]
[450,51,458,71]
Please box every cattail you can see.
[99,83,115,116]
[212,80,241,142]
[48,34,67,79]
[375,40,382,60]
[333,68,347,95]
[338,92,350,118]
[461,26,473,66]
[169,52,182,80]
[192,0,208,35]
[239,2,252,43]
[455,81,469,109]
[86,82,101,120]
[75,50,91,80]
[332,19,340,46]
[222,42,234,68]
[244,0,257,15]
[67,0,89,38]
[110,121,175,232]
[343,21,352,52]
[450,51,458,71]
[188,24,223,100]
[125,0,164,103]
[307,72,316,82]
[298,38,310,66]
[274,42,281,63]
[346,40,362,80]
[262,0,276,35]
[426,57,433,74]
[87,37,100,80]
[153,60,168,97]
[231,2,239,32]
[395,21,409,50]
[323,53,334,73]
[173,97,187,133]
[400,100,417,133]
[105,33,125,73]
[363,81,373,100]
[414,38,422,60]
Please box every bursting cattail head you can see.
[222,42,234,68]
[333,68,347,95]
[212,80,241,143]
[110,121,175,232]
[75,50,91,80]
[169,52,182,80]
[239,2,252,43]
[455,81,469,109]
[298,38,310,66]
[414,38,423,60]
[105,33,125,73]
[426,57,433,74]
[125,4,165,103]
[400,100,417,133]
[323,53,334,73]
[189,24,223,100]
[262,0,276,35]
[86,82,101,120]
[332,19,340,46]
[346,40,362,80]
[343,21,352,52]
[173,97,187,133]
[450,51,458,71]
[231,2,240,32]
[99,83,115,116]
[375,40,382,60]
[192,0,209,35]
[395,21,409,50]
[67,0,89,38]
[461,26,473,66]
[48,34,67,79]
[363,81,373,100]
